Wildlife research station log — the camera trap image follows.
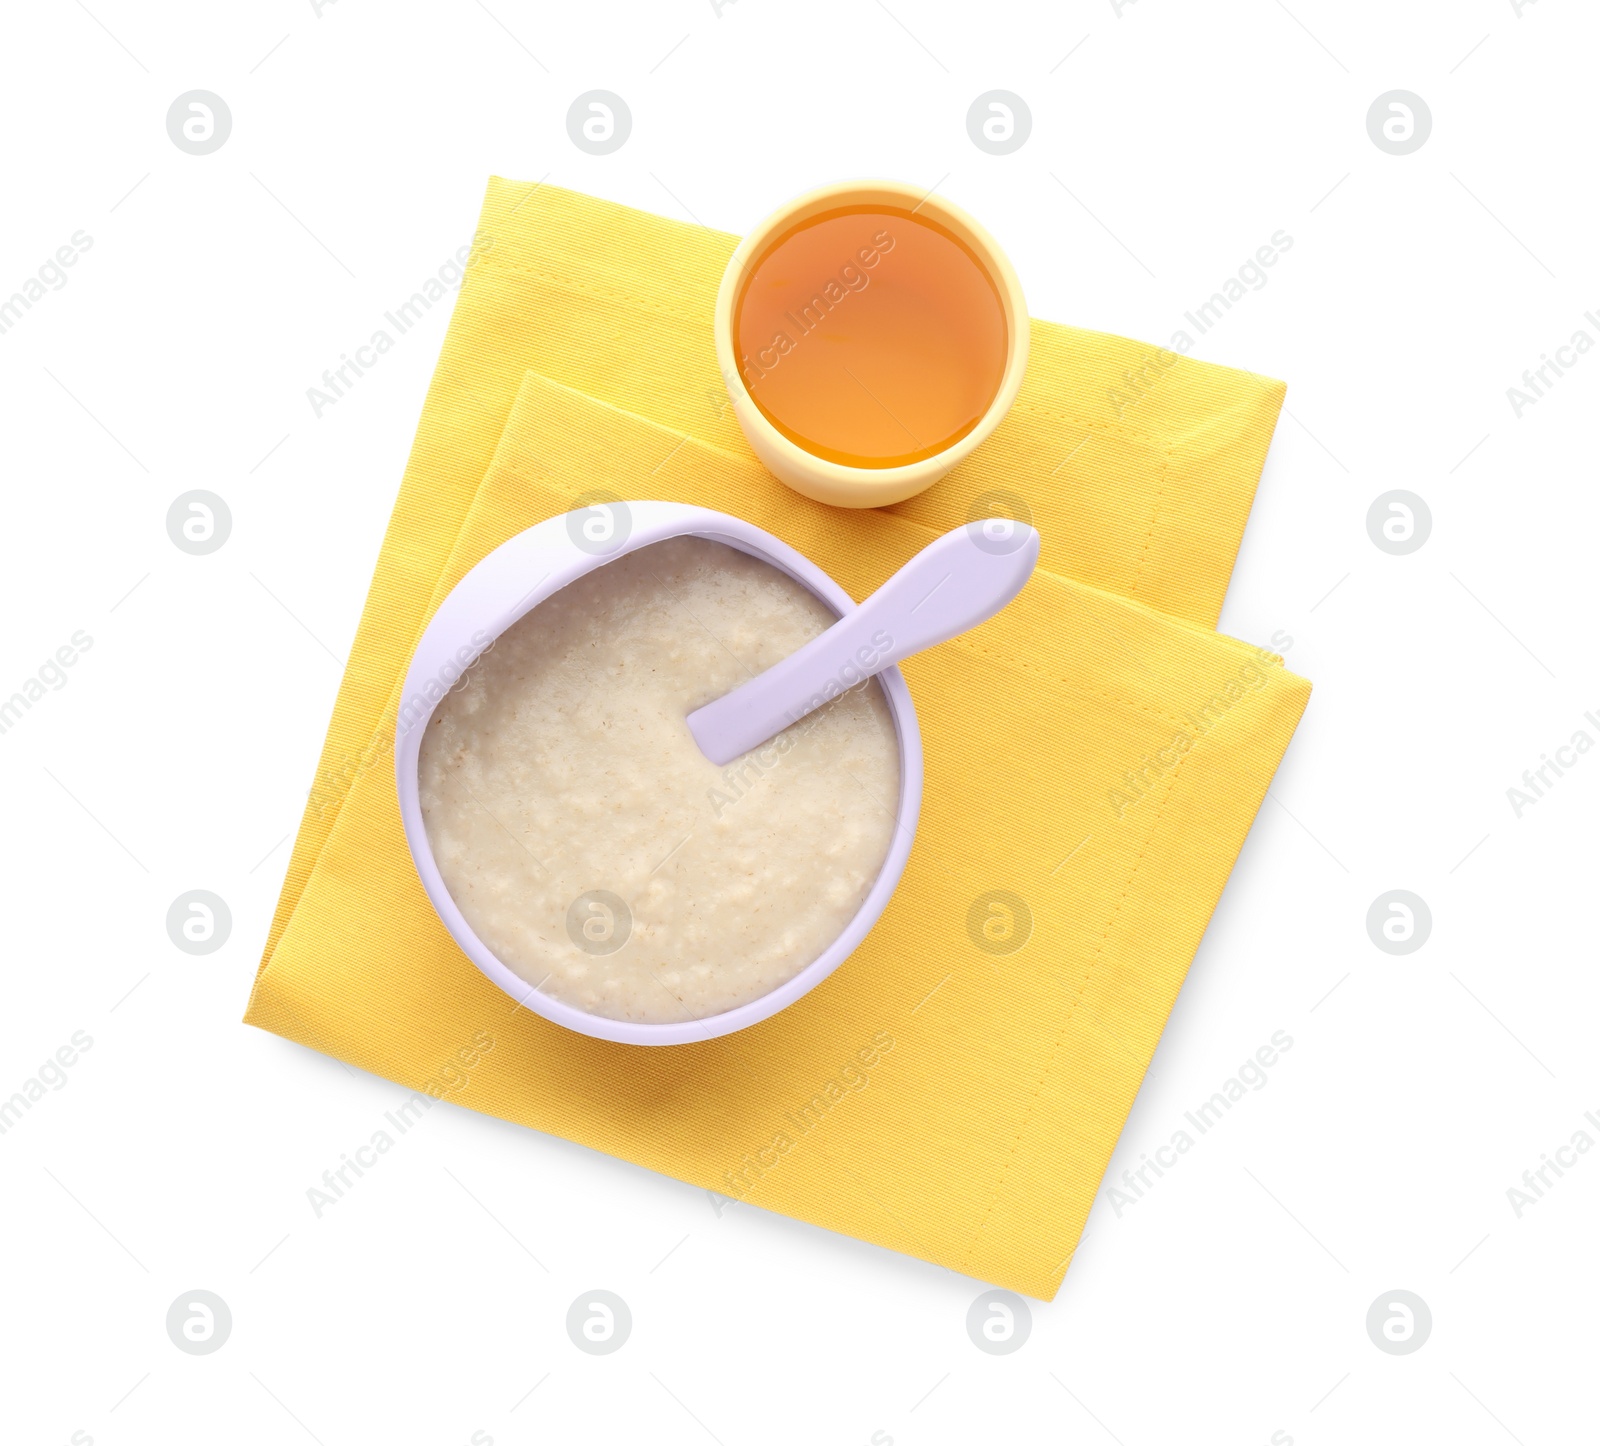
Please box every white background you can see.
[2,1,1595,1442]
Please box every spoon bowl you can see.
[395,501,924,1046]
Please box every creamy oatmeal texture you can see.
[418,536,900,1025]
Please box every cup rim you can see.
[713,179,1030,508]
[394,501,925,1046]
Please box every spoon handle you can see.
[687,521,1040,766]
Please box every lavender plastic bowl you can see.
[395,501,923,1046]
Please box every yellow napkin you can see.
[246,180,1309,1299]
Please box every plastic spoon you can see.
[687,520,1040,766]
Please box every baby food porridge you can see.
[418,535,900,1025]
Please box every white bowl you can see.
[395,501,924,1046]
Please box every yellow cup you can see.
[713,180,1030,510]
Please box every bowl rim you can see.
[394,501,924,1046]
[712,178,1030,508]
